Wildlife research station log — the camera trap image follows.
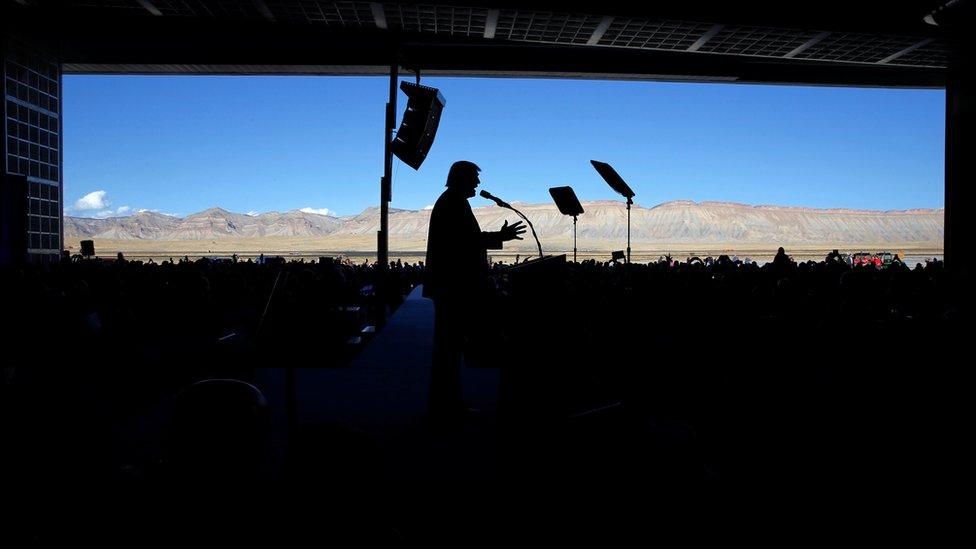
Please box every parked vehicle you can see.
[851,252,897,267]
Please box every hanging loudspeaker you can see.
[392,82,446,170]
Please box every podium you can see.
[503,254,567,296]
[495,254,572,426]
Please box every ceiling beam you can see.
[252,0,275,22]
[485,9,499,39]
[687,24,724,52]
[879,38,935,64]
[370,3,388,30]
[586,16,614,46]
[135,0,162,17]
[59,59,944,88]
[784,31,830,58]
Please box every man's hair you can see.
[446,160,480,188]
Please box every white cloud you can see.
[300,207,334,216]
[246,211,260,217]
[136,209,177,217]
[73,190,111,211]
[63,200,176,219]
[423,204,434,210]
[92,206,133,219]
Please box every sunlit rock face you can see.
[66,200,943,250]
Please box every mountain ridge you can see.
[65,201,944,247]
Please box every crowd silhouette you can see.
[2,255,423,369]
[487,249,964,532]
[1,255,421,543]
[0,249,965,542]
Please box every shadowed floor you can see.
[255,286,504,537]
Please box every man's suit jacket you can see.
[423,188,503,303]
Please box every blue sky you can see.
[63,75,944,218]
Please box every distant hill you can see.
[65,200,944,249]
[67,208,344,241]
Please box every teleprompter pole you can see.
[626,198,632,264]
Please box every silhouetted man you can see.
[773,247,791,266]
[423,161,525,424]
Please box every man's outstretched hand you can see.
[499,220,526,242]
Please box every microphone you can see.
[479,190,543,259]
[479,189,511,209]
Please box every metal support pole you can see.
[378,60,398,325]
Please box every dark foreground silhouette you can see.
[0,249,966,543]
[424,160,525,425]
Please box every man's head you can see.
[446,160,481,197]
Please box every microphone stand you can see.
[500,203,543,260]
